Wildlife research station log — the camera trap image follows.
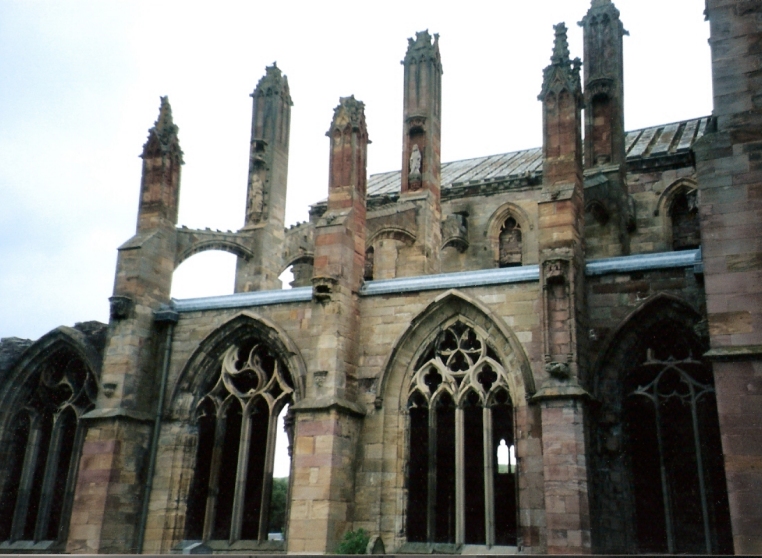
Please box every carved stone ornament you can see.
[544,259,568,284]
[109,295,133,320]
[409,144,422,176]
[545,360,571,379]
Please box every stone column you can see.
[697,1,762,553]
[287,96,369,553]
[534,24,592,554]
[67,98,182,553]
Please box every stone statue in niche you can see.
[409,144,422,176]
[247,173,265,223]
[408,144,423,191]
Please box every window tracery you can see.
[0,351,96,545]
[185,339,294,546]
[406,321,517,547]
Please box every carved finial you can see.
[538,23,582,101]
[402,29,442,69]
[551,23,571,64]
[142,96,183,162]
[327,95,368,136]
[252,63,293,105]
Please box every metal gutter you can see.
[585,248,700,276]
[168,286,312,313]
[162,249,701,314]
[359,265,540,296]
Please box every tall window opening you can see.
[498,217,522,268]
[670,189,700,250]
[185,339,295,546]
[406,321,517,546]
[0,350,96,545]
[623,321,731,554]
[364,247,375,281]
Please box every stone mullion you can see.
[455,406,464,545]
[55,420,86,544]
[482,406,495,547]
[10,412,42,541]
[33,411,66,541]
[228,406,252,543]
[202,412,228,541]
[426,404,437,542]
[257,405,280,542]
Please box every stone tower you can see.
[235,63,293,292]
[399,30,442,276]
[535,24,592,554]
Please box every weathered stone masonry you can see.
[0,0,760,555]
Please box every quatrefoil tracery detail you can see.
[409,322,509,405]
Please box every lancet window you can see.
[0,350,96,546]
[498,217,522,267]
[406,321,517,547]
[184,339,295,546]
[624,331,731,554]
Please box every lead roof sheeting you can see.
[366,117,707,198]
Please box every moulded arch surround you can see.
[377,289,535,411]
[0,326,103,432]
[169,311,307,421]
[654,177,698,217]
[487,202,533,266]
[367,226,417,248]
[591,292,703,402]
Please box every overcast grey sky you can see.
[0,0,711,341]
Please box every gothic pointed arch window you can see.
[622,321,731,554]
[406,321,517,547]
[0,349,97,547]
[184,337,295,547]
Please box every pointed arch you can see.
[169,311,306,420]
[0,326,101,546]
[377,289,534,409]
[487,202,535,268]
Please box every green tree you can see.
[268,477,289,534]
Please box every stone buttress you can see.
[697,0,762,552]
[579,0,632,257]
[235,63,293,292]
[398,31,442,277]
[534,24,592,554]
[66,98,182,553]
[287,96,369,553]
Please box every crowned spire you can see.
[539,23,582,101]
[142,96,183,162]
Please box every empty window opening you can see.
[184,339,295,546]
[0,351,95,544]
[364,247,375,281]
[406,322,517,547]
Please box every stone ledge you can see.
[81,407,153,423]
[291,395,366,417]
[704,344,762,361]
[531,382,592,404]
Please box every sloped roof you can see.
[367,116,710,197]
